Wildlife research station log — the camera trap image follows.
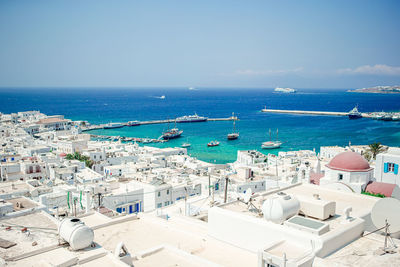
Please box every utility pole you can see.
[96,193,102,210]
[211,184,215,206]
[224,176,229,203]
[208,174,211,196]
[184,187,188,216]
[275,157,279,188]
[73,198,77,217]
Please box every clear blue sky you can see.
[0,0,399,89]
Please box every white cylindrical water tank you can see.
[58,218,94,250]
[262,193,300,224]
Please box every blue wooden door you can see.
[135,203,140,213]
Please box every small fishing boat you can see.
[181,138,191,148]
[207,141,220,147]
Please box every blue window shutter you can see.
[395,164,399,175]
[384,163,388,173]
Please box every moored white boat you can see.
[181,143,191,148]
[348,106,362,119]
[176,113,208,123]
[104,123,124,129]
[207,140,220,147]
[227,114,239,140]
[261,141,282,149]
[127,120,140,126]
[261,129,282,149]
[392,114,400,121]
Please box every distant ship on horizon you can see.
[274,87,297,93]
[152,95,166,99]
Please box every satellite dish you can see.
[371,198,400,234]
[243,188,253,203]
[369,198,400,254]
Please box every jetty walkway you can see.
[261,109,372,118]
[81,116,238,131]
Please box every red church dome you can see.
[326,151,372,172]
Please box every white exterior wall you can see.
[57,140,87,154]
[319,147,343,160]
[171,184,202,202]
[143,186,157,212]
[102,189,144,211]
[237,167,252,179]
[209,206,365,261]
[127,181,173,212]
[322,168,373,193]
[0,163,23,182]
[107,155,138,165]
[0,202,14,216]
[208,207,315,253]
[236,180,266,194]
[39,192,69,209]
[375,151,400,186]
[392,186,400,200]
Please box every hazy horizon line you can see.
[0,86,364,91]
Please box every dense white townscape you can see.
[1,111,400,267]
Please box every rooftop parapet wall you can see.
[208,206,316,253]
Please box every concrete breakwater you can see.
[81,116,238,131]
[260,109,377,118]
[261,109,349,116]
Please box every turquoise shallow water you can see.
[1,88,400,164]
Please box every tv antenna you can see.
[366,198,400,254]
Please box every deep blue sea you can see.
[1,88,400,163]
